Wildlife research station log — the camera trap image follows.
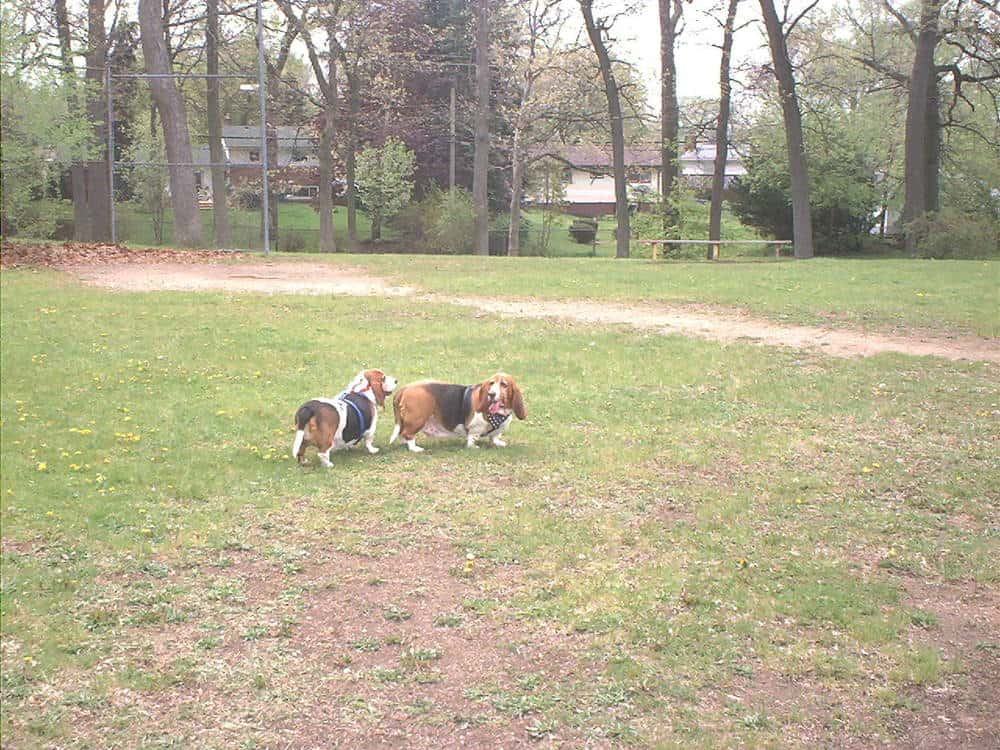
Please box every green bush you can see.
[907,209,1000,259]
[390,186,478,254]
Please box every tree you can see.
[758,0,815,258]
[848,0,1000,252]
[0,33,91,237]
[280,0,341,253]
[206,0,231,247]
[579,0,632,258]
[659,0,683,231]
[355,137,416,241]
[138,0,202,247]
[473,0,491,255]
[505,0,566,256]
[708,0,741,258]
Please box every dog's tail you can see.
[388,423,400,445]
[292,403,314,458]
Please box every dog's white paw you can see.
[491,437,507,447]
[367,445,380,454]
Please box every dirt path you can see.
[26,255,1000,363]
[452,296,1000,363]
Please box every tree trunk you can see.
[902,0,942,254]
[659,0,681,230]
[508,125,524,256]
[317,40,338,254]
[759,0,813,259]
[708,0,739,259]
[138,0,202,247]
[473,0,491,256]
[74,0,110,242]
[581,1,630,258]
[924,73,940,214]
[206,0,231,247]
[318,112,338,252]
[346,73,360,243]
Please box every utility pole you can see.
[449,81,456,196]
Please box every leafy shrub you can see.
[389,186,478,254]
[234,181,262,210]
[907,209,1000,259]
[490,212,536,255]
[428,189,477,254]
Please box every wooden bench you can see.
[638,239,793,260]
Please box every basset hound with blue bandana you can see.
[293,369,397,466]
[388,373,526,452]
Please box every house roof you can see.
[554,143,738,168]
[221,125,316,150]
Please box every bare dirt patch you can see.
[452,297,1000,364]
[57,540,610,749]
[6,242,997,362]
[896,578,1000,749]
[75,260,415,296]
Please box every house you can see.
[533,143,747,217]
[222,125,321,198]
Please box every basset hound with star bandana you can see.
[389,373,526,452]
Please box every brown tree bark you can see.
[508,125,524,256]
[206,0,231,247]
[903,0,942,253]
[344,71,360,243]
[759,0,814,259]
[473,0,491,255]
[659,0,682,230]
[708,0,740,259]
[317,34,338,254]
[138,0,202,247]
[580,0,630,258]
[71,0,111,242]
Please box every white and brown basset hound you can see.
[292,369,397,466]
[388,373,526,452]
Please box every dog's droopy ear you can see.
[508,377,526,420]
[365,369,387,407]
[472,380,491,415]
[346,370,369,393]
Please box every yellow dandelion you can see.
[36,462,47,471]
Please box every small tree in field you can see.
[355,138,416,241]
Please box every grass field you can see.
[1,263,998,747]
[329,254,1000,338]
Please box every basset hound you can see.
[388,373,526,452]
[292,369,397,466]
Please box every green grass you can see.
[1,268,998,747]
[330,253,1000,337]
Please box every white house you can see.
[533,143,747,216]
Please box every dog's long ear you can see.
[471,380,490,415]
[347,370,369,393]
[365,369,387,407]
[509,377,526,420]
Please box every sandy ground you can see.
[62,259,1000,364]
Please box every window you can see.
[627,167,652,184]
[562,166,573,184]
[249,149,260,162]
